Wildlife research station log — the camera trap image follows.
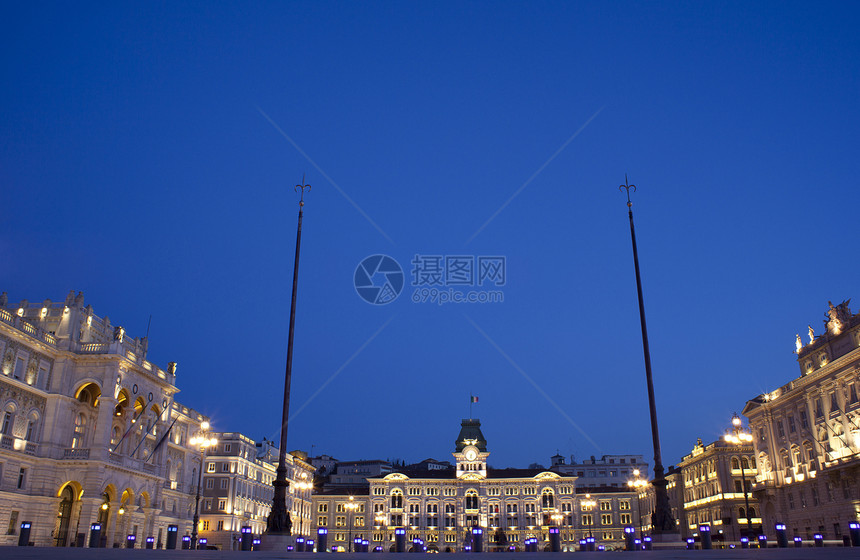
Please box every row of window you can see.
[373,485,574,497]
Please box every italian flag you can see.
[471,395,479,403]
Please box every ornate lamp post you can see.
[551,509,563,547]
[293,473,312,537]
[619,179,676,535]
[189,422,216,549]
[724,413,754,539]
[580,495,596,539]
[266,179,311,538]
[627,469,648,539]
[345,496,359,552]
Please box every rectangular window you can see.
[224,444,232,453]
[601,514,612,525]
[7,511,18,535]
[800,411,809,429]
[788,415,796,433]
[206,478,214,489]
[221,463,229,472]
[207,463,215,473]
[335,516,346,527]
[600,501,611,511]
[776,421,785,438]
[204,499,212,510]
[220,479,228,489]
[620,513,632,524]
[13,357,25,379]
[17,468,26,489]
[582,514,593,526]
[202,520,209,531]
[319,503,328,512]
[318,516,327,526]
[619,500,630,510]
[218,499,226,510]
[217,520,224,531]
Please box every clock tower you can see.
[453,418,489,479]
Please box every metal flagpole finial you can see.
[619,174,636,207]
[295,174,312,206]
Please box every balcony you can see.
[63,448,91,459]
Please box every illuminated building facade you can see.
[743,299,860,541]
[677,437,760,542]
[197,433,314,549]
[312,419,640,551]
[0,292,206,547]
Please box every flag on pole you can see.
[145,415,180,464]
[471,395,479,403]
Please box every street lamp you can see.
[724,413,754,540]
[189,421,217,550]
[345,496,359,552]
[627,469,648,539]
[551,509,563,547]
[293,474,313,537]
[580,494,596,539]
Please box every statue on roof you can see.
[795,334,802,352]
[825,299,852,335]
[808,325,815,344]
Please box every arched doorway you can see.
[55,485,75,546]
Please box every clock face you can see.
[465,448,477,461]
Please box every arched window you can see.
[391,491,403,509]
[465,490,479,511]
[541,490,554,508]
[738,507,746,519]
[110,426,121,448]
[731,457,740,470]
[748,507,757,518]
[741,457,750,470]
[72,413,86,448]
[1,403,16,435]
[25,412,39,441]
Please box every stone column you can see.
[92,394,117,461]
[106,500,122,547]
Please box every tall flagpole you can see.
[619,177,676,536]
[266,177,311,536]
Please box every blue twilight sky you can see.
[2,1,859,472]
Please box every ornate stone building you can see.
[743,299,860,541]
[0,291,208,547]
[197,432,314,549]
[677,437,760,542]
[312,419,641,552]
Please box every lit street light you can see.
[627,468,648,539]
[189,422,217,550]
[724,413,754,539]
[345,496,359,552]
[580,494,596,539]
